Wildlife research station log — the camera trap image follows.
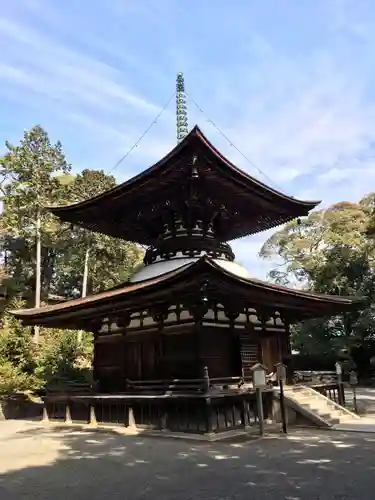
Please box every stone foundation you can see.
[0,396,43,420]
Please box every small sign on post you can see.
[276,363,287,383]
[251,363,267,437]
[349,370,359,413]
[335,361,345,406]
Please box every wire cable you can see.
[188,94,288,193]
[108,91,176,174]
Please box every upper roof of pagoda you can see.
[49,125,320,245]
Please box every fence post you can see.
[89,404,97,426]
[42,403,49,423]
[335,362,345,406]
[65,402,72,424]
[205,397,213,434]
[203,366,210,393]
[127,405,136,428]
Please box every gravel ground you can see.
[345,387,375,415]
[1,420,375,500]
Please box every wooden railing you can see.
[125,375,248,394]
[292,370,346,406]
[311,383,346,406]
[42,390,274,435]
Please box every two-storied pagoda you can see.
[12,76,362,435]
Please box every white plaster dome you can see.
[130,256,251,282]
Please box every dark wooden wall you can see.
[94,339,124,392]
[93,321,292,392]
[200,326,240,378]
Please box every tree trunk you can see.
[81,245,90,299]
[77,245,90,343]
[34,207,42,343]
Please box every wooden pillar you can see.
[42,403,49,423]
[65,402,72,424]
[205,397,213,434]
[89,404,97,426]
[240,397,250,429]
[159,407,167,430]
[126,405,136,428]
[195,319,203,376]
[261,335,272,372]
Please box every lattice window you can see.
[239,335,259,374]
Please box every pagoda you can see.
[12,75,362,435]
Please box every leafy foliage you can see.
[34,329,93,387]
[0,299,93,394]
[260,198,375,376]
[0,127,143,304]
[0,125,143,394]
[0,361,42,395]
[0,316,34,372]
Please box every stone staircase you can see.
[282,385,361,428]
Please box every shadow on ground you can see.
[1,421,375,499]
[345,387,375,414]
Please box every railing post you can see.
[159,407,167,431]
[203,366,210,393]
[335,362,345,406]
[205,397,213,434]
[126,405,136,428]
[89,404,97,426]
[42,403,49,423]
[65,401,72,424]
[340,383,346,406]
[240,397,250,429]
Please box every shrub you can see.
[34,329,93,387]
[0,361,43,395]
[0,298,94,394]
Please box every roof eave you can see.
[10,257,365,328]
[47,125,320,219]
[193,126,321,210]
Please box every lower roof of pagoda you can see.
[10,256,364,329]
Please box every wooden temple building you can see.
[11,78,362,435]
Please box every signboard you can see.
[276,363,287,382]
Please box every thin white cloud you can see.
[196,58,375,196]
[2,1,375,280]
[0,18,161,116]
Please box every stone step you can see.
[285,387,356,425]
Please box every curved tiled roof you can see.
[11,256,364,328]
[47,126,320,244]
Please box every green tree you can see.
[0,299,42,395]
[0,126,71,340]
[0,127,144,393]
[260,199,375,374]
[52,169,144,299]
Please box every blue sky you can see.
[2,0,375,279]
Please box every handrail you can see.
[127,376,248,384]
[126,377,204,385]
[126,375,249,390]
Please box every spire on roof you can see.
[176,72,188,143]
